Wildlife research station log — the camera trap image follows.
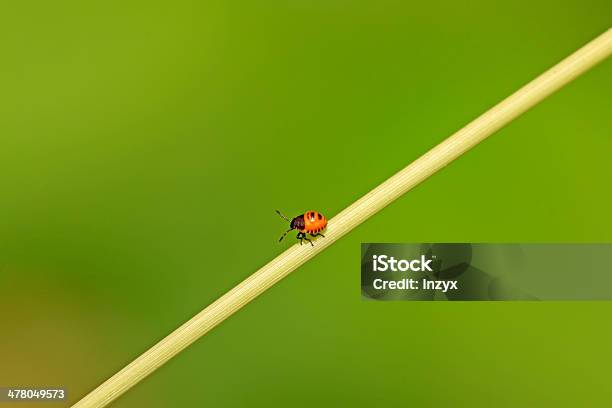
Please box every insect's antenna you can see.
[275,209,290,222]
[279,229,293,242]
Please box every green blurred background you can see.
[1,1,611,407]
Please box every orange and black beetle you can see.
[276,210,327,246]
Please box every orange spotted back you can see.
[301,210,327,234]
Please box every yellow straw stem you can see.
[73,28,612,408]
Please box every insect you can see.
[276,210,327,246]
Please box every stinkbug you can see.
[276,210,327,246]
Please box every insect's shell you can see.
[300,210,327,234]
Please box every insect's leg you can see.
[303,236,314,246]
[310,233,325,238]
[279,229,293,242]
[296,232,303,245]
